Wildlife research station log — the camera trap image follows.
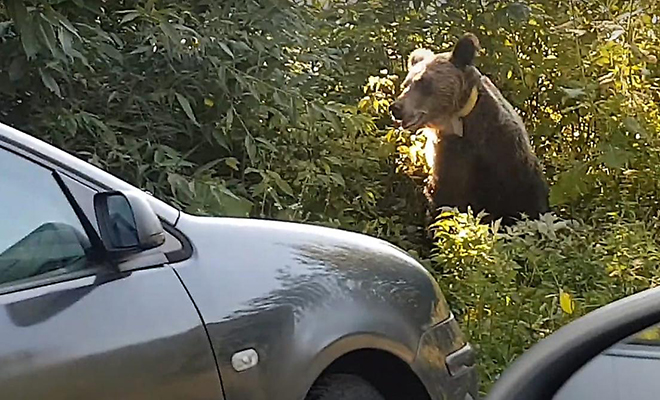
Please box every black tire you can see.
[306,374,385,400]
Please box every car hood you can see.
[173,213,451,336]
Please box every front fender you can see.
[172,215,453,400]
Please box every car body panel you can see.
[0,268,224,400]
[173,214,462,400]
[555,342,660,400]
[414,315,479,400]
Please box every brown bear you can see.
[390,33,549,225]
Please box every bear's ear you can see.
[450,33,480,68]
[408,48,435,70]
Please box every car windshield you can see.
[1,0,659,396]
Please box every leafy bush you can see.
[431,209,660,391]
[0,0,431,251]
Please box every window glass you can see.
[0,148,93,288]
[628,324,660,346]
[161,229,184,255]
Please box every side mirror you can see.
[94,191,165,256]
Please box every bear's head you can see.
[390,33,481,134]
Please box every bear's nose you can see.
[390,102,403,120]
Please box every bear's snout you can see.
[390,101,404,121]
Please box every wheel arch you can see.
[302,334,431,400]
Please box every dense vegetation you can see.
[1,0,659,393]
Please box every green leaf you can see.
[273,91,284,107]
[120,12,141,24]
[69,47,89,67]
[6,0,27,27]
[146,0,157,12]
[599,144,631,169]
[212,129,230,151]
[99,43,123,63]
[219,42,234,58]
[167,173,194,200]
[248,84,261,102]
[255,137,277,152]
[8,0,40,60]
[58,26,74,59]
[549,163,589,206]
[560,87,585,99]
[225,108,234,131]
[224,157,240,171]
[218,66,226,88]
[329,172,345,187]
[245,135,257,163]
[52,10,79,39]
[290,97,299,126]
[160,21,179,42]
[37,19,59,58]
[175,93,200,127]
[39,68,62,98]
[524,74,536,88]
[316,104,340,132]
[273,172,294,196]
[195,158,224,175]
[244,167,261,175]
[21,21,40,60]
[232,40,251,52]
[130,45,152,55]
[214,188,253,217]
[623,117,645,136]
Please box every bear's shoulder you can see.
[475,75,530,143]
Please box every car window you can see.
[161,229,184,254]
[0,147,94,289]
[628,324,660,346]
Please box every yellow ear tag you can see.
[457,86,479,118]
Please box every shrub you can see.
[431,209,660,391]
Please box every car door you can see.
[0,145,224,400]
[555,324,660,400]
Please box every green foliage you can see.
[432,210,660,392]
[2,0,660,394]
[0,0,432,250]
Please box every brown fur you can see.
[391,34,549,225]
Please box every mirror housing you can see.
[94,191,165,257]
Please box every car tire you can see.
[306,373,385,400]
